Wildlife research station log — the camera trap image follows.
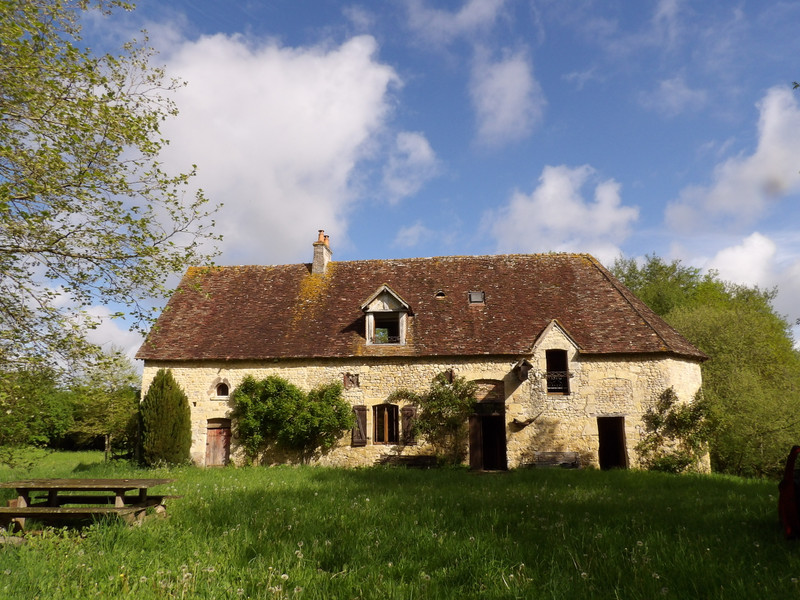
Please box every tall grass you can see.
[0,452,797,599]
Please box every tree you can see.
[613,255,800,477]
[0,0,218,373]
[0,367,74,467]
[389,373,477,465]
[69,351,139,460]
[139,368,191,466]
[230,376,354,464]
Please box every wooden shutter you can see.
[401,405,417,445]
[351,406,367,447]
[469,415,483,470]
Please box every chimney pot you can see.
[317,229,325,242]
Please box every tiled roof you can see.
[136,253,706,362]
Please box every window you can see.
[343,373,360,389]
[373,313,401,344]
[374,404,399,444]
[546,349,570,394]
[352,406,367,447]
[361,285,410,346]
[215,383,230,397]
[468,291,485,304]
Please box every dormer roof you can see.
[360,284,411,313]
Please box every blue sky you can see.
[84,0,800,357]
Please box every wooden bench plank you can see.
[0,506,140,517]
[0,502,175,530]
[24,494,182,507]
[530,451,581,468]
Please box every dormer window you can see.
[361,284,411,346]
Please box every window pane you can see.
[373,314,400,344]
[374,405,399,443]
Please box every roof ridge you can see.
[213,252,594,270]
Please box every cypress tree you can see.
[140,369,192,466]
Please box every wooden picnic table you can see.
[0,478,176,529]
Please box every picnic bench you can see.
[0,478,177,530]
[529,451,581,469]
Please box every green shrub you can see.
[231,375,353,463]
[636,387,710,473]
[389,372,477,464]
[139,369,191,466]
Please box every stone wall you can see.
[140,327,703,469]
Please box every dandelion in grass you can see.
[281,573,289,580]
[581,572,589,580]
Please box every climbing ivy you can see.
[231,375,354,463]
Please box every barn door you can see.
[597,416,628,470]
[205,419,231,466]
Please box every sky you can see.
[82,0,800,360]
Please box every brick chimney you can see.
[311,229,332,274]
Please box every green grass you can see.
[0,452,797,599]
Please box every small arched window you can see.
[215,382,230,397]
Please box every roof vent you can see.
[468,291,485,304]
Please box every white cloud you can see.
[652,0,683,48]
[705,232,776,286]
[342,5,375,31]
[406,0,508,45]
[639,75,707,116]
[484,165,639,264]
[666,87,800,231]
[393,221,434,248]
[382,131,439,203]
[82,306,145,369]
[702,231,800,346]
[159,33,399,264]
[470,49,545,147]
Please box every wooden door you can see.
[205,420,231,467]
[469,407,507,470]
[469,415,483,470]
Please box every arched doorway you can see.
[205,418,231,467]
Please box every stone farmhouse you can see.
[136,231,707,470]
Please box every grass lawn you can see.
[0,452,797,599]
